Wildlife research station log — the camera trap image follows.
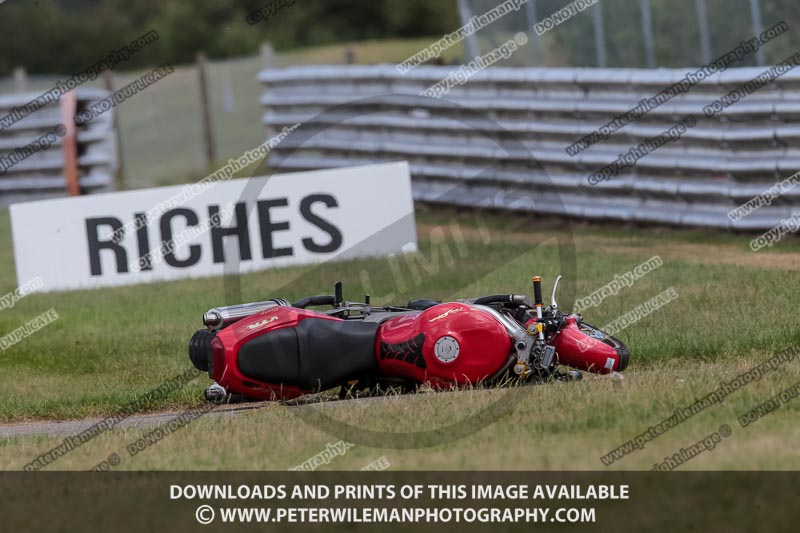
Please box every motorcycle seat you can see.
[237,317,379,390]
[406,299,441,310]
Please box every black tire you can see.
[189,329,216,373]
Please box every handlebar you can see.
[291,295,337,309]
[206,276,564,331]
[532,276,543,307]
[471,294,531,306]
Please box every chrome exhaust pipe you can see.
[203,298,290,330]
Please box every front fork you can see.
[512,276,557,378]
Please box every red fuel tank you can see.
[376,303,512,386]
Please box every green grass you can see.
[2,359,799,471]
[1,205,799,424]
[1,205,799,470]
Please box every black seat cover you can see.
[406,299,440,310]
[237,318,379,390]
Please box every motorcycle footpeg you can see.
[204,383,229,404]
[512,360,530,377]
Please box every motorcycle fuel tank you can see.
[376,302,512,386]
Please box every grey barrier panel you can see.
[258,65,800,230]
[0,88,117,206]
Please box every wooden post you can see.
[103,70,126,190]
[196,51,217,169]
[345,46,357,64]
[260,42,275,69]
[13,67,27,93]
[259,43,276,142]
[59,91,80,196]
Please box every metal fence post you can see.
[457,0,481,62]
[525,0,541,66]
[694,0,712,64]
[640,0,656,68]
[749,0,765,66]
[593,0,608,67]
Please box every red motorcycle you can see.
[189,276,629,403]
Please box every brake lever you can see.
[551,275,563,311]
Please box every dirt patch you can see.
[0,403,271,440]
[596,242,800,270]
[418,222,800,271]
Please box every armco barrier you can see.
[0,88,117,206]
[258,65,800,230]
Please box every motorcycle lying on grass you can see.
[189,276,630,403]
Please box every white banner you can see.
[10,162,417,292]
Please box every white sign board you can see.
[10,162,417,292]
